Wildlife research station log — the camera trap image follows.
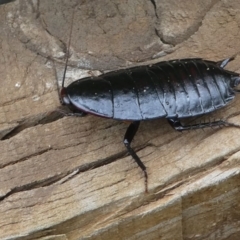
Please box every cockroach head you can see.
[60,87,70,105]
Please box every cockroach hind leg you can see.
[168,117,240,131]
[123,121,149,193]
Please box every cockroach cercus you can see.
[58,13,240,193]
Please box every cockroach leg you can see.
[167,118,240,131]
[123,121,148,193]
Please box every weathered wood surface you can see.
[1,0,240,239]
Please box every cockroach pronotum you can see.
[58,13,240,193]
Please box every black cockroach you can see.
[59,56,240,192]
[58,14,240,192]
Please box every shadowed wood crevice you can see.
[152,0,221,46]
[1,111,63,140]
[0,147,139,201]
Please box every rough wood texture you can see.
[1,1,240,239]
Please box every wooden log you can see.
[0,1,240,239]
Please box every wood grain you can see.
[1,1,240,239]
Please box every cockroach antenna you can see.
[62,9,75,88]
[54,9,75,106]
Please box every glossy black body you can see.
[65,58,240,120]
[60,57,240,192]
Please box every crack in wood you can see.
[1,111,63,140]
[0,148,51,169]
[152,0,221,46]
[0,149,130,201]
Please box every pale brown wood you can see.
[1,1,240,240]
